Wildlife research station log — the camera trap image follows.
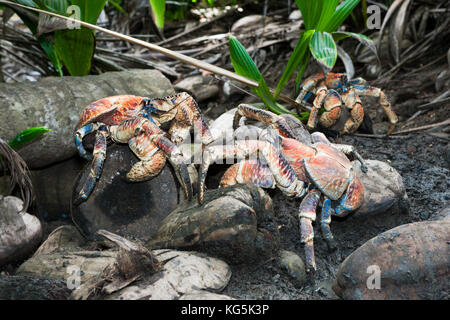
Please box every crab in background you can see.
[73,92,213,205]
[296,72,398,135]
[198,104,368,271]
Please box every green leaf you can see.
[107,0,126,14]
[295,0,323,30]
[325,0,361,32]
[229,35,262,82]
[149,0,165,29]
[37,35,63,76]
[71,0,107,25]
[333,31,377,57]
[309,31,337,70]
[295,50,311,94]
[274,29,314,98]
[8,127,51,150]
[316,0,340,31]
[55,28,94,76]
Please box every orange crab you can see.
[296,72,398,135]
[198,104,367,271]
[74,92,213,205]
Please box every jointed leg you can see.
[74,125,108,205]
[340,88,364,134]
[295,73,327,105]
[74,123,102,161]
[318,89,342,129]
[219,159,276,189]
[353,85,398,135]
[298,189,321,271]
[320,198,337,251]
[234,104,297,139]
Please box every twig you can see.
[391,119,450,135]
[352,133,409,139]
[417,97,450,110]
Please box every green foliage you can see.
[150,0,165,29]
[5,0,107,76]
[229,0,376,122]
[8,127,51,150]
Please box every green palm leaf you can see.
[309,31,337,70]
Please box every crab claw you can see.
[167,154,193,201]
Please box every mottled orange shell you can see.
[304,142,353,200]
[75,95,144,130]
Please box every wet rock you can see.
[288,10,302,21]
[33,225,86,257]
[147,185,280,265]
[71,144,181,241]
[0,70,174,169]
[278,250,306,287]
[333,220,450,300]
[174,75,219,102]
[0,275,72,300]
[351,159,409,218]
[0,196,42,266]
[31,157,85,221]
[180,290,235,300]
[104,249,231,300]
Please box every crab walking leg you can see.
[320,198,337,250]
[219,159,276,189]
[233,104,297,139]
[318,89,342,129]
[306,86,328,130]
[340,88,365,134]
[295,73,327,105]
[110,117,193,200]
[353,85,398,135]
[127,137,167,182]
[298,189,321,271]
[198,140,306,204]
[147,92,214,145]
[74,123,103,161]
[74,125,108,204]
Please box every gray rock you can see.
[0,196,42,266]
[351,159,410,218]
[0,70,174,169]
[71,144,181,241]
[333,220,450,300]
[147,185,280,265]
[32,225,86,257]
[174,75,219,102]
[278,250,307,287]
[431,206,450,221]
[104,250,232,300]
[180,290,235,300]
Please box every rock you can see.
[333,220,450,300]
[32,225,86,257]
[174,75,219,102]
[351,159,410,218]
[16,250,118,282]
[0,275,72,300]
[278,250,306,287]
[71,144,181,241]
[180,290,235,300]
[147,185,280,265]
[0,70,174,169]
[431,206,450,221]
[31,157,85,221]
[0,196,42,266]
[104,249,231,300]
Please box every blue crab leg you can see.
[233,104,297,139]
[320,198,337,251]
[74,125,108,205]
[74,123,102,161]
[298,189,321,271]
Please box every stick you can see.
[391,119,450,135]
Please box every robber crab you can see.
[73,92,213,205]
[198,104,368,271]
[296,72,398,135]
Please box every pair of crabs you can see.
[73,73,395,271]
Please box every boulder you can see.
[0,196,42,266]
[0,275,72,300]
[0,70,174,169]
[147,185,280,265]
[278,250,307,287]
[333,220,450,300]
[174,75,220,102]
